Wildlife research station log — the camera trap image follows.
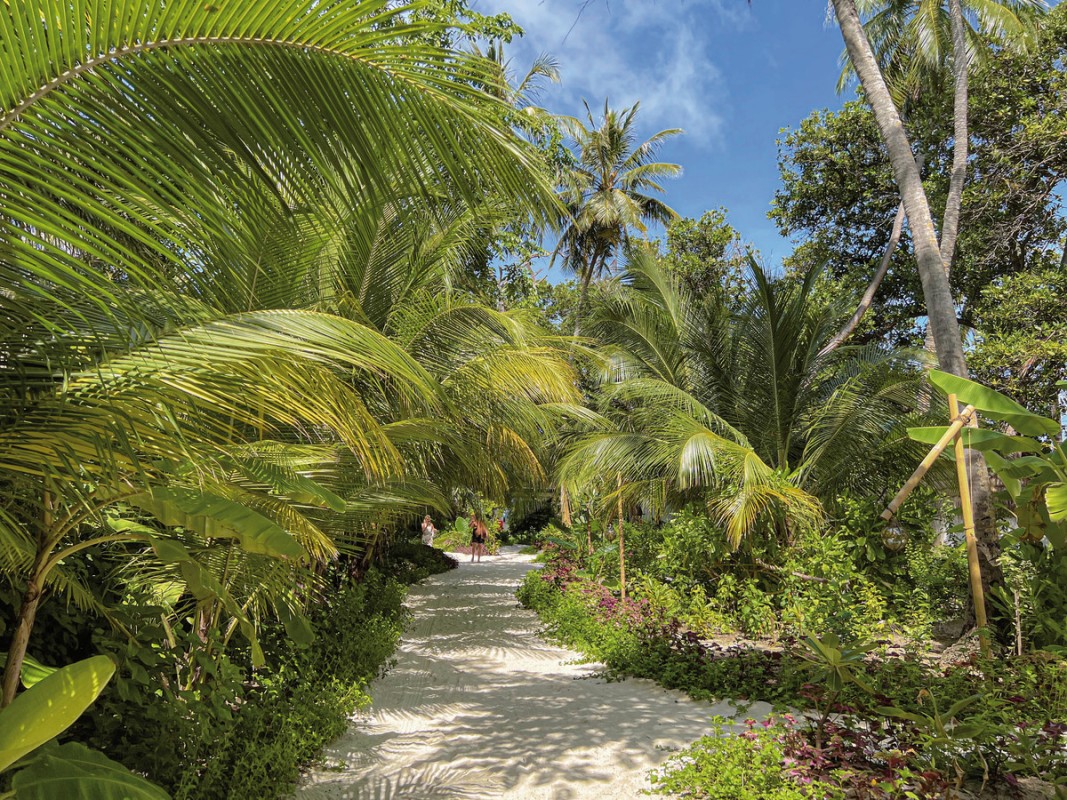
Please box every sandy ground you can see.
[295,546,769,800]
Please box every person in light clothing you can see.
[421,515,436,547]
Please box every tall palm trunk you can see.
[1,489,51,707]
[940,0,970,271]
[832,0,966,377]
[833,0,1004,636]
[573,253,597,337]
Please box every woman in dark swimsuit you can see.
[469,514,487,563]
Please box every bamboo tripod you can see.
[880,394,991,658]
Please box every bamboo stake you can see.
[948,393,991,659]
[617,473,626,600]
[880,403,977,521]
[586,502,593,556]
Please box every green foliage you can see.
[10,741,170,800]
[69,565,442,800]
[774,1,1067,383]
[561,251,928,548]
[0,655,168,800]
[649,718,843,799]
[650,508,726,586]
[522,547,1067,793]
[658,209,748,301]
[0,656,115,773]
[908,372,1067,649]
[969,264,1067,411]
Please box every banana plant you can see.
[0,655,168,799]
[908,371,1067,546]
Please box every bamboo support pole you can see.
[948,394,991,659]
[880,403,976,521]
[617,473,626,600]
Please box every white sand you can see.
[295,546,768,799]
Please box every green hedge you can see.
[78,545,456,799]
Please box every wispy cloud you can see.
[472,0,752,147]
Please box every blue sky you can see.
[471,0,861,277]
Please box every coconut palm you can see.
[553,101,682,333]
[842,0,1046,104]
[839,0,1045,272]
[557,249,928,547]
[829,0,1034,629]
[0,0,567,706]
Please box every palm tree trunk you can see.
[833,0,1005,637]
[939,0,969,271]
[820,201,905,356]
[1,489,52,707]
[573,257,596,337]
[832,0,966,377]
[822,153,924,356]
[1,573,43,707]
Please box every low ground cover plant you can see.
[519,529,1067,797]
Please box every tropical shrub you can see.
[520,536,1067,793]
[649,717,844,799]
[72,561,446,800]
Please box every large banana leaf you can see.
[0,655,114,773]
[10,741,169,800]
[128,488,304,560]
[928,370,1060,437]
[907,426,1042,453]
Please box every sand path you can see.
[296,546,767,799]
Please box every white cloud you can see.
[472,0,751,147]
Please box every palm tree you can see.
[476,40,561,117]
[829,0,1018,626]
[0,0,567,706]
[553,101,682,333]
[557,249,927,548]
[840,0,1045,273]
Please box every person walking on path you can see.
[421,515,436,547]
[469,514,488,563]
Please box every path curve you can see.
[296,546,767,799]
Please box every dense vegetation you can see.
[0,0,1065,798]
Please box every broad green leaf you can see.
[950,723,985,740]
[876,706,923,723]
[278,604,315,648]
[1045,521,1067,550]
[1003,456,1061,482]
[0,652,56,689]
[945,695,980,719]
[10,741,169,799]
[147,538,265,667]
[928,370,1060,436]
[129,488,304,559]
[0,655,114,772]
[1047,483,1067,522]
[983,451,1022,498]
[906,427,1041,454]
